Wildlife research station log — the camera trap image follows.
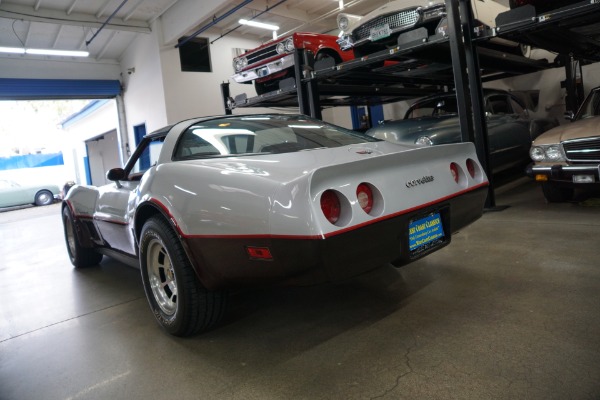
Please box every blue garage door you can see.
[0,78,121,100]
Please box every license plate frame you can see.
[370,24,392,41]
[408,212,445,254]
[573,174,595,183]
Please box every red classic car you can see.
[231,32,354,95]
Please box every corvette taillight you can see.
[450,163,459,183]
[321,190,341,224]
[466,158,476,179]
[356,183,373,214]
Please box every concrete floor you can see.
[0,177,599,400]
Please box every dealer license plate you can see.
[370,24,391,41]
[409,213,445,252]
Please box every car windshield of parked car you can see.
[173,115,378,159]
[575,88,600,120]
[405,97,459,119]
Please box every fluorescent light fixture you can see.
[26,48,89,57]
[0,46,89,57]
[239,19,279,31]
[0,46,26,54]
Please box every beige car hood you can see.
[533,116,600,145]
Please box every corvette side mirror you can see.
[107,168,126,182]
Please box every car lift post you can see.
[293,48,310,115]
[221,82,232,115]
[447,0,498,209]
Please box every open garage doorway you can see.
[85,130,120,186]
[0,79,124,210]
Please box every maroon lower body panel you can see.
[183,186,488,291]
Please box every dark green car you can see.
[0,179,60,208]
[367,89,559,174]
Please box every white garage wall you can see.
[377,62,600,124]
[61,100,119,185]
[490,61,600,123]
[159,31,279,122]
[119,25,169,147]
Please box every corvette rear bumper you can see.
[183,185,488,290]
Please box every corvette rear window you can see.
[173,115,378,159]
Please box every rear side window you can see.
[406,97,458,119]
[486,95,512,115]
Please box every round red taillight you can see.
[466,158,476,178]
[320,190,341,224]
[450,162,459,183]
[356,183,373,214]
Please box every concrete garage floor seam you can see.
[1,178,599,400]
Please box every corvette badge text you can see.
[406,175,434,188]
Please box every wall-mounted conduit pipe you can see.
[210,0,289,44]
[86,0,130,46]
[176,0,254,48]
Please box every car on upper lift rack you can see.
[231,33,355,95]
[336,0,508,57]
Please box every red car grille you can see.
[245,44,280,68]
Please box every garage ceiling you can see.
[0,0,393,62]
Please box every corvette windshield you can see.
[173,115,378,159]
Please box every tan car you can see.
[527,86,600,202]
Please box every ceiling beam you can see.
[67,0,80,16]
[243,0,311,22]
[95,0,112,19]
[23,20,31,46]
[96,30,117,59]
[0,3,151,33]
[52,24,63,48]
[123,0,144,22]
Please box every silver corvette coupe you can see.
[63,114,489,336]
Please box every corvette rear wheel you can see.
[62,207,103,268]
[140,216,227,336]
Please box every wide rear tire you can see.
[62,207,103,268]
[139,216,227,336]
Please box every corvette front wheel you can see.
[139,216,227,336]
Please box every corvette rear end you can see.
[62,114,488,336]
[164,141,489,289]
